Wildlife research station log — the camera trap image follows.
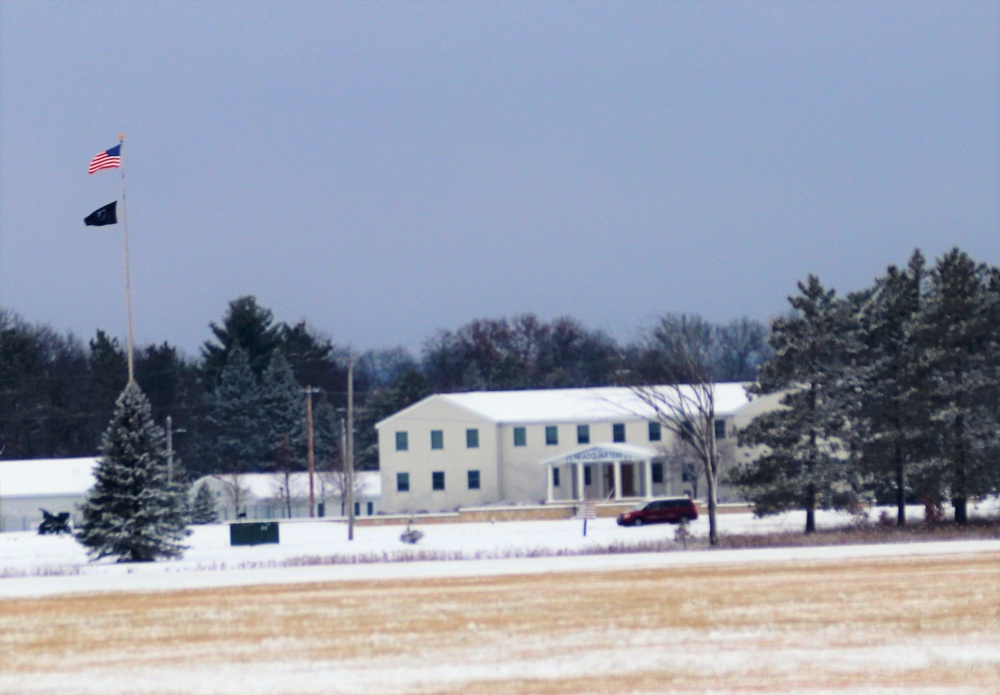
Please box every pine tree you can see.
[76,382,190,562]
[731,276,855,533]
[190,481,218,524]
[910,249,999,523]
[849,251,929,526]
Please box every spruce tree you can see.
[191,481,218,524]
[77,382,190,562]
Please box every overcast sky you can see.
[1,1,996,359]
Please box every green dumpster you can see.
[230,521,280,546]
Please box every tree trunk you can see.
[895,442,906,527]
[705,458,719,547]
[805,483,816,534]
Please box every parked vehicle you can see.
[616,498,698,527]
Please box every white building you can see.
[0,457,98,532]
[191,471,382,522]
[376,384,773,514]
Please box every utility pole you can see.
[304,387,320,517]
[346,358,355,541]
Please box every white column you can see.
[644,459,654,499]
[546,465,554,503]
[613,461,622,500]
[576,461,585,501]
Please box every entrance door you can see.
[621,464,635,497]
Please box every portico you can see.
[541,443,661,503]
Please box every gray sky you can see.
[1,1,996,358]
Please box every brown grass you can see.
[2,552,998,694]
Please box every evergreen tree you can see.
[76,382,190,562]
[204,347,268,474]
[201,295,283,387]
[910,249,1000,523]
[730,276,854,533]
[849,251,929,525]
[190,482,218,524]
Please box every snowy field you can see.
[2,505,999,694]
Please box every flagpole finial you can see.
[118,133,125,142]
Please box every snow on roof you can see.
[0,458,99,497]
[197,471,381,499]
[378,383,751,428]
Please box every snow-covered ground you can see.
[2,501,997,598]
[3,503,998,695]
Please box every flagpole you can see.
[119,133,136,384]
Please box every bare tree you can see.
[320,461,368,516]
[629,314,724,546]
[216,473,250,520]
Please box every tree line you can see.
[731,248,1000,530]
[0,297,771,481]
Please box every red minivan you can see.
[617,497,699,526]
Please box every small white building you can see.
[191,471,382,522]
[376,384,773,515]
[0,457,98,532]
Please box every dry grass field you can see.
[2,551,998,694]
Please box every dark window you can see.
[652,462,664,484]
[714,419,726,440]
[584,466,592,486]
[466,428,479,448]
[577,425,590,444]
[613,423,626,443]
[431,430,444,450]
[546,426,559,446]
[682,462,697,483]
[467,470,481,490]
[432,471,445,491]
[396,431,408,451]
[648,422,661,442]
[513,427,527,447]
[396,472,410,492]
[552,468,560,487]
[354,502,360,516]
[366,501,373,515]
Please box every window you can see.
[366,501,373,515]
[467,470,481,490]
[613,423,626,443]
[584,466,592,486]
[431,430,444,450]
[395,431,409,451]
[714,419,726,440]
[354,501,360,516]
[577,424,590,444]
[682,462,697,483]
[466,428,479,448]
[648,422,661,442]
[396,472,410,492]
[652,462,664,484]
[552,468,560,487]
[432,471,445,491]
[545,426,559,446]
[513,427,527,447]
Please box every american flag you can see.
[88,144,121,174]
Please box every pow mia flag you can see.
[84,201,118,227]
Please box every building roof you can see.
[0,458,99,497]
[377,383,752,428]
[195,471,382,500]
